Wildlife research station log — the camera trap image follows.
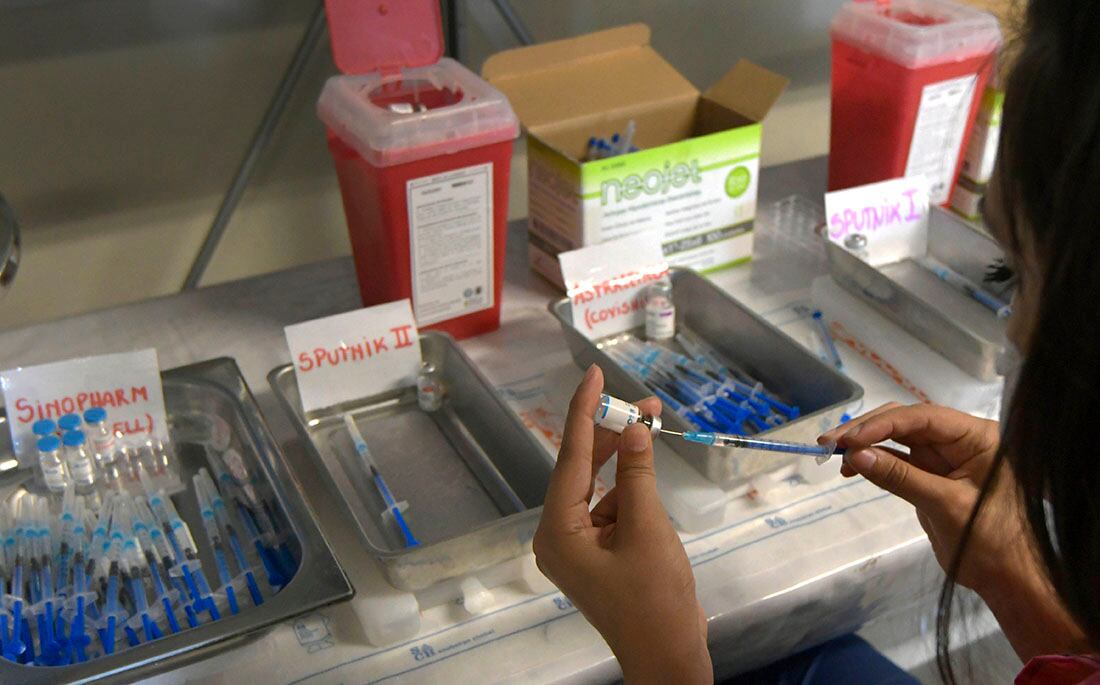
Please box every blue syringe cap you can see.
[58,413,82,431]
[62,429,87,447]
[32,418,57,436]
[37,435,61,452]
[83,407,107,423]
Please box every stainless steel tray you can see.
[551,268,863,486]
[0,357,352,684]
[268,331,553,592]
[826,207,1007,380]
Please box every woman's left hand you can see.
[533,365,712,684]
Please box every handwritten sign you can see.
[1,349,168,468]
[558,231,670,340]
[285,299,421,412]
[824,176,931,266]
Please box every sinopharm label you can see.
[577,125,762,271]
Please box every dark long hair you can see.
[937,0,1100,681]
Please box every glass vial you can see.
[83,406,116,467]
[58,412,82,433]
[37,435,70,493]
[417,362,444,412]
[644,281,676,340]
[844,233,869,260]
[32,418,57,439]
[62,429,97,492]
[593,394,662,436]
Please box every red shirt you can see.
[1017,656,1100,684]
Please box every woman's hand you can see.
[820,402,1007,591]
[821,403,1088,660]
[533,365,712,685]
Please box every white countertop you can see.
[0,157,942,684]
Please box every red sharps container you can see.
[829,0,1001,204]
[318,0,519,339]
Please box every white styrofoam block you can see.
[356,590,421,647]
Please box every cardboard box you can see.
[950,85,1003,220]
[482,24,788,286]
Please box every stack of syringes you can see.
[602,331,801,437]
[0,454,295,666]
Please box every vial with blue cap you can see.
[37,435,69,493]
[32,418,57,439]
[62,430,96,492]
[58,413,82,433]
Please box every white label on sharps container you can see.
[407,162,494,326]
[905,74,978,205]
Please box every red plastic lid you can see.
[324,0,443,75]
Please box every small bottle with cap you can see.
[37,435,70,493]
[82,407,116,466]
[644,280,676,341]
[32,418,57,440]
[58,412,82,433]
[62,430,96,492]
[844,233,869,261]
[417,362,444,412]
[593,394,662,436]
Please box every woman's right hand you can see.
[818,403,1011,593]
[823,403,1090,660]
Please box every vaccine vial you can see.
[37,435,70,493]
[62,429,97,492]
[593,394,662,437]
[139,437,172,476]
[32,418,57,439]
[58,412,82,433]
[83,406,116,466]
[644,281,676,340]
[417,362,444,412]
[844,233,869,260]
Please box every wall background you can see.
[4,0,1006,329]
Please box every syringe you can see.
[65,496,94,662]
[131,496,189,631]
[193,475,239,615]
[30,496,62,664]
[196,468,263,608]
[112,498,161,645]
[94,497,127,655]
[593,394,841,464]
[2,498,28,662]
[208,451,291,588]
[141,467,220,623]
[342,413,419,548]
[663,430,842,464]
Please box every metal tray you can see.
[826,207,1007,380]
[0,357,352,684]
[551,268,863,486]
[268,331,553,592]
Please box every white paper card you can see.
[825,176,931,266]
[285,299,421,412]
[558,231,670,340]
[1,349,168,468]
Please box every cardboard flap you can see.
[482,24,650,81]
[482,23,698,134]
[703,59,789,123]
